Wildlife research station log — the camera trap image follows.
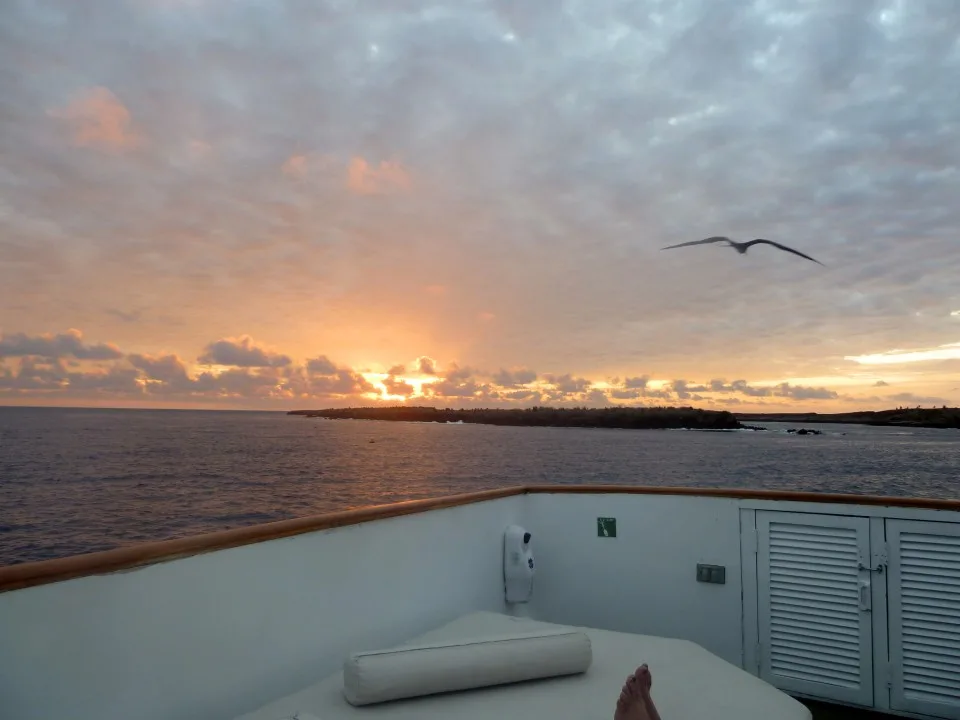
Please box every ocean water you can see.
[1,406,958,566]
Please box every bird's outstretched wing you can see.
[660,236,733,251]
[747,239,825,266]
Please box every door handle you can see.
[859,580,871,612]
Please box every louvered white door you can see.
[756,512,874,706]
[887,520,960,718]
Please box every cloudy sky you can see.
[1,0,958,411]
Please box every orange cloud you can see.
[49,86,141,150]
[346,157,412,195]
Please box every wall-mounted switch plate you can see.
[696,564,726,584]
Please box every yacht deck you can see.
[3,485,958,719]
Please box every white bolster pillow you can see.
[342,629,592,706]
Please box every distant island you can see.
[736,407,960,430]
[289,405,960,431]
[289,406,742,430]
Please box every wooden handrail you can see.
[0,487,524,593]
[3,484,959,593]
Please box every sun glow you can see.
[361,372,440,401]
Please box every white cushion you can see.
[341,629,592,706]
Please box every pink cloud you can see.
[49,87,141,150]
[346,157,412,195]
[282,154,308,178]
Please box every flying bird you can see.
[661,236,825,266]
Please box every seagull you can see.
[661,236,825,266]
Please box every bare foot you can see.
[635,664,663,720]
[613,668,652,720]
[635,664,652,692]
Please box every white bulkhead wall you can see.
[523,492,745,666]
[0,496,525,720]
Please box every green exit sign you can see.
[597,517,617,538]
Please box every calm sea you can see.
[1,406,958,566]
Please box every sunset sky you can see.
[1,0,959,411]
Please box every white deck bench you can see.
[236,611,812,720]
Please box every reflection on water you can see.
[1,407,958,565]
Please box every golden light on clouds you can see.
[362,372,439,402]
[0,325,955,412]
[49,87,141,150]
[346,157,412,195]
[846,342,960,365]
